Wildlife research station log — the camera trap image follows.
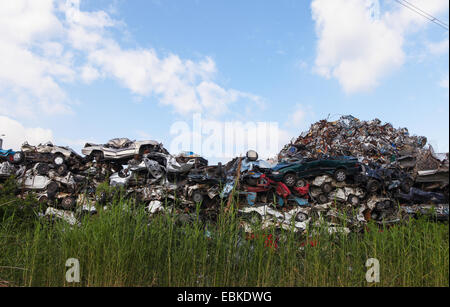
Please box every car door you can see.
[102,146,116,159]
[297,160,314,178]
[114,142,137,159]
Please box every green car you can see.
[269,156,362,187]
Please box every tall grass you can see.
[0,196,448,287]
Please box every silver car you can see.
[82,138,166,161]
[21,141,83,166]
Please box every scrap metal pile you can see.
[0,115,448,233]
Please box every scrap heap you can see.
[0,115,448,233]
[280,115,425,164]
[279,115,448,189]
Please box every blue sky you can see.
[0,0,448,163]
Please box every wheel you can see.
[36,163,49,176]
[347,194,360,206]
[192,191,204,203]
[38,195,48,205]
[56,164,68,176]
[321,182,333,193]
[46,181,59,199]
[12,151,24,164]
[318,193,328,204]
[296,179,307,188]
[118,169,129,178]
[53,153,65,166]
[334,169,347,182]
[283,173,297,187]
[61,197,76,210]
[111,163,123,173]
[296,212,308,222]
[367,179,380,194]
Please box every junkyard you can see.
[1,115,448,287]
[1,0,448,290]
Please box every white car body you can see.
[22,141,81,159]
[82,138,161,160]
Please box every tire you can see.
[118,169,128,178]
[111,163,123,173]
[56,164,68,176]
[318,193,328,204]
[36,163,49,176]
[334,169,347,182]
[296,179,307,188]
[296,212,308,222]
[53,153,65,166]
[192,191,204,203]
[347,194,360,206]
[46,181,59,199]
[283,173,297,187]
[61,197,76,210]
[38,195,48,205]
[321,182,333,193]
[367,179,380,194]
[12,151,24,164]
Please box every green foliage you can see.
[0,177,42,228]
[0,195,448,287]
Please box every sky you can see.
[0,0,448,164]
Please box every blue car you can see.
[0,137,24,164]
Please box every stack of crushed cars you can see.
[0,115,448,233]
[269,115,449,232]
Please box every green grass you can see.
[0,177,448,287]
[0,193,448,287]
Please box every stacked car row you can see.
[222,150,448,233]
[1,115,449,231]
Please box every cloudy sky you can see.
[0,0,448,163]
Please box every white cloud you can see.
[80,65,100,84]
[311,0,449,93]
[0,0,261,123]
[286,104,314,133]
[59,0,260,116]
[0,0,74,118]
[0,116,53,150]
[427,38,449,55]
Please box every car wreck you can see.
[1,115,448,232]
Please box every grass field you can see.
[0,177,448,287]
